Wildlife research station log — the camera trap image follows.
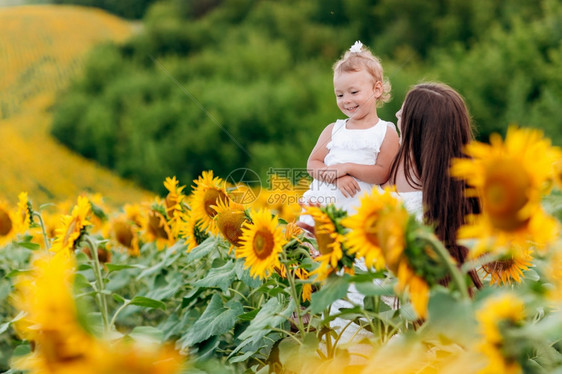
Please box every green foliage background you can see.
[50,0,562,193]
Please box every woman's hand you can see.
[336,175,360,197]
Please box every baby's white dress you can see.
[300,118,395,226]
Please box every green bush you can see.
[51,0,562,195]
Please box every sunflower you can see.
[451,126,561,253]
[394,261,430,319]
[180,215,209,252]
[480,249,533,286]
[12,252,98,370]
[213,198,248,251]
[295,267,313,302]
[143,206,174,250]
[229,182,260,205]
[476,293,526,374]
[164,176,187,237]
[377,204,410,273]
[284,221,304,242]
[110,217,140,256]
[376,203,432,318]
[462,208,559,259]
[164,176,186,216]
[190,171,230,236]
[123,203,146,229]
[354,191,446,319]
[50,196,92,254]
[304,206,348,281]
[263,175,304,222]
[83,193,109,234]
[236,209,286,279]
[342,187,405,270]
[275,263,313,302]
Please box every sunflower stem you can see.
[281,254,305,339]
[85,236,110,333]
[323,308,334,357]
[109,299,131,329]
[33,211,50,250]
[419,231,469,300]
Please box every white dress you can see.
[391,190,423,221]
[300,118,394,226]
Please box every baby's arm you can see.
[336,126,400,184]
[307,123,340,183]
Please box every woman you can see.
[385,82,482,288]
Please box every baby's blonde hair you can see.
[332,45,391,106]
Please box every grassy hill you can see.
[0,5,153,205]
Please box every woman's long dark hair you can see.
[389,83,482,288]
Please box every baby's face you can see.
[333,69,377,119]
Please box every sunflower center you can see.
[315,229,335,255]
[364,213,379,246]
[253,229,274,259]
[484,258,515,272]
[114,221,133,247]
[204,189,228,218]
[148,212,169,239]
[377,210,407,271]
[483,159,531,231]
[0,209,13,236]
[217,211,246,246]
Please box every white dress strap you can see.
[326,120,346,150]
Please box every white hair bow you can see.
[349,40,363,53]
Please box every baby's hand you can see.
[318,167,337,184]
[336,175,360,197]
[319,164,347,184]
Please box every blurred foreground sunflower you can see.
[476,293,526,374]
[12,251,185,374]
[451,126,560,254]
[304,205,352,281]
[12,251,100,371]
[236,209,286,279]
[342,187,404,270]
[348,187,453,319]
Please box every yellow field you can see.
[0,5,153,206]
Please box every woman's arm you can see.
[307,123,336,183]
[336,126,400,184]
